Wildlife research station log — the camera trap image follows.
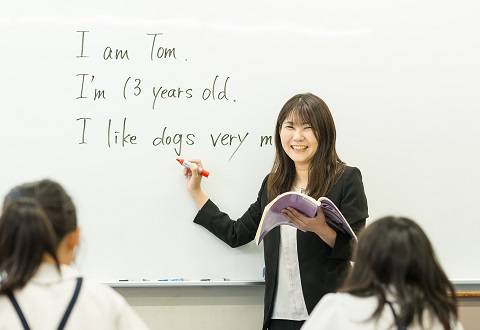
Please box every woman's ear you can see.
[66,227,80,249]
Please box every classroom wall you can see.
[115,287,480,330]
[459,299,480,329]
[116,286,264,330]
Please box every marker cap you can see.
[176,158,209,177]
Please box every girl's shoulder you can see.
[317,292,376,309]
[80,279,127,305]
[303,293,379,330]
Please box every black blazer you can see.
[194,166,368,330]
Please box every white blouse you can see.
[0,263,149,330]
[271,223,309,320]
[301,292,464,330]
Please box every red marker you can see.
[176,158,210,178]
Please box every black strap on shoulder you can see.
[6,277,83,330]
[6,290,31,330]
[57,277,83,330]
[385,300,407,330]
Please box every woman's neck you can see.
[294,165,309,189]
[43,253,57,264]
[42,245,74,265]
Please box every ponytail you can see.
[0,198,59,294]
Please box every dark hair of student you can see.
[3,179,77,244]
[0,198,60,294]
[341,216,458,330]
[267,93,344,202]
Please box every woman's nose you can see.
[293,129,304,140]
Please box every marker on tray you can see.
[176,158,210,178]
[158,278,185,282]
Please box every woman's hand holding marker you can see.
[176,158,210,178]
[178,158,209,209]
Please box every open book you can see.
[254,192,357,245]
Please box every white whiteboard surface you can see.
[1,1,479,282]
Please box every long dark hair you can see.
[341,216,458,329]
[3,179,77,245]
[0,198,59,294]
[267,93,344,202]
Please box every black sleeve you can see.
[193,176,268,248]
[329,167,368,260]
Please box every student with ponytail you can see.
[0,198,59,295]
[0,179,149,330]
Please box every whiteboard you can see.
[1,1,479,282]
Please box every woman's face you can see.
[279,115,318,168]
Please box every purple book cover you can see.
[269,194,317,217]
[255,192,357,245]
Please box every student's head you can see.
[4,179,77,241]
[342,216,457,329]
[267,93,344,201]
[3,179,79,264]
[0,198,59,294]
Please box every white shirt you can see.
[0,263,149,330]
[301,292,465,330]
[271,224,309,320]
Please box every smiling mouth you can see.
[291,146,308,150]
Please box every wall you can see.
[115,287,480,329]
